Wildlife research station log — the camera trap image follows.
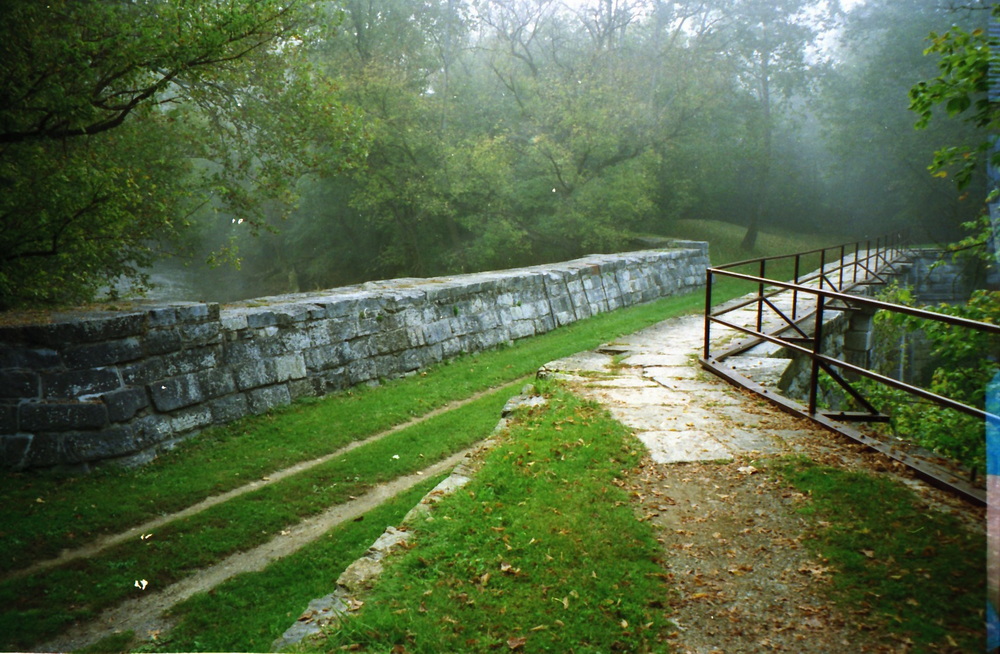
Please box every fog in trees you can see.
[0,0,990,307]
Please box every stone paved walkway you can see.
[540,312,801,464]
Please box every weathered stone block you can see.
[422,320,453,346]
[278,329,312,352]
[247,384,291,415]
[147,306,179,328]
[132,414,171,449]
[180,322,222,346]
[168,406,213,433]
[44,369,121,399]
[63,337,142,369]
[21,401,108,432]
[288,378,320,400]
[23,432,62,467]
[273,354,307,382]
[304,344,347,371]
[208,394,249,423]
[176,303,220,323]
[0,370,39,398]
[102,387,150,422]
[319,367,350,392]
[245,310,278,328]
[220,313,249,332]
[144,328,184,355]
[3,434,32,469]
[196,368,236,399]
[372,329,410,355]
[122,347,219,386]
[0,347,61,370]
[235,360,278,390]
[22,312,146,346]
[0,402,18,434]
[63,427,137,463]
[149,373,204,412]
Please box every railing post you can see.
[819,248,827,291]
[808,293,826,416]
[853,242,860,284]
[756,259,766,333]
[703,269,713,361]
[839,244,845,290]
[866,239,872,279]
[792,254,801,320]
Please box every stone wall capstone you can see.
[0,245,709,471]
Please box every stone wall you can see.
[0,245,709,471]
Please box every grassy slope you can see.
[311,383,674,654]
[773,458,985,651]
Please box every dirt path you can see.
[39,449,474,653]
[546,313,984,653]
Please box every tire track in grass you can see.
[40,449,475,654]
[7,381,525,584]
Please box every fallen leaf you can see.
[860,549,875,558]
[506,636,527,650]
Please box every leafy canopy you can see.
[0,0,367,308]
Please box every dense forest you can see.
[0,0,992,307]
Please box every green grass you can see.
[772,457,985,652]
[664,218,853,301]
[0,388,514,651]
[663,218,846,268]
[311,382,673,654]
[128,475,447,654]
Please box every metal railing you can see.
[700,232,998,505]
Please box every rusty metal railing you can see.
[700,232,997,505]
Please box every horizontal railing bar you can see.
[709,270,1000,334]
[713,237,900,271]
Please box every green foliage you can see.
[774,458,985,650]
[818,0,988,242]
[908,5,999,196]
[866,286,999,472]
[0,0,367,308]
[318,385,673,653]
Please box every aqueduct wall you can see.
[0,244,709,471]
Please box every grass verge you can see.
[120,474,448,653]
[309,382,673,653]
[772,457,985,651]
[0,387,513,651]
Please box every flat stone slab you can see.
[636,430,732,463]
[546,313,799,465]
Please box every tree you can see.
[708,0,825,250]
[819,0,989,243]
[0,0,366,308]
